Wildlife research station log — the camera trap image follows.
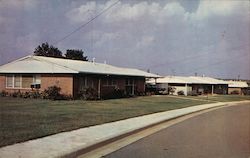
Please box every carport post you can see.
[132,79,135,95]
[185,83,188,96]
[211,85,214,95]
[98,78,101,99]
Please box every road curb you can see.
[0,100,249,158]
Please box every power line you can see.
[53,0,120,45]
[148,42,249,69]
[187,51,249,75]
[149,43,249,76]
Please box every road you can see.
[104,103,250,158]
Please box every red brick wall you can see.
[117,78,126,90]
[0,75,6,92]
[41,74,74,96]
[135,78,145,93]
[0,74,146,98]
[0,74,74,96]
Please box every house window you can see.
[6,75,14,88]
[103,78,117,86]
[126,79,134,86]
[22,75,33,88]
[14,75,21,88]
[6,74,41,89]
[33,75,41,84]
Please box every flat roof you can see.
[226,80,248,88]
[148,76,229,85]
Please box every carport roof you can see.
[148,76,228,85]
[226,81,248,88]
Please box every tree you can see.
[34,42,63,58]
[65,49,88,61]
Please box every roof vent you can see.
[92,57,96,63]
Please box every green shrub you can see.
[78,88,98,100]
[43,86,62,100]
[168,86,176,95]
[103,88,127,99]
[177,90,185,95]
[188,91,198,96]
[230,90,240,95]
[0,90,8,97]
[11,91,22,98]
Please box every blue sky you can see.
[0,0,249,79]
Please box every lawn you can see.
[0,95,210,147]
[0,95,249,147]
[186,95,250,102]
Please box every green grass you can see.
[186,95,250,102]
[0,95,249,147]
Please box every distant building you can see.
[0,56,159,99]
[226,80,249,95]
[147,76,228,96]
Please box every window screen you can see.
[14,75,21,88]
[6,75,13,88]
[34,75,41,84]
[22,75,33,88]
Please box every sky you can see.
[0,0,249,79]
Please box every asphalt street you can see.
[104,103,250,158]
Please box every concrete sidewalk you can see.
[0,101,248,158]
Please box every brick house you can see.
[0,56,159,99]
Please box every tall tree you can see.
[34,42,63,58]
[65,49,88,61]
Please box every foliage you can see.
[34,42,63,58]
[65,49,88,61]
[187,91,198,96]
[78,88,98,100]
[0,90,8,97]
[23,91,42,99]
[242,88,250,95]
[103,88,127,99]
[11,91,22,98]
[43,86,62,100]
[168,86,176,95]
[177,90,185,95]
[230,90,240,95]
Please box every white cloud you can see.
[65,0,249,56]
[193,0,249,20]
[94,32,118,47]
[1,0,249,79]
[15,33,39,54]
[66,1,97,24]
[0,0,37,9]
[136,36,155,48]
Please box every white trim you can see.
[103,78,117,87]
[6,75,14,88]
[5,74,41,89]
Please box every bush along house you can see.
[0,56,160,99]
